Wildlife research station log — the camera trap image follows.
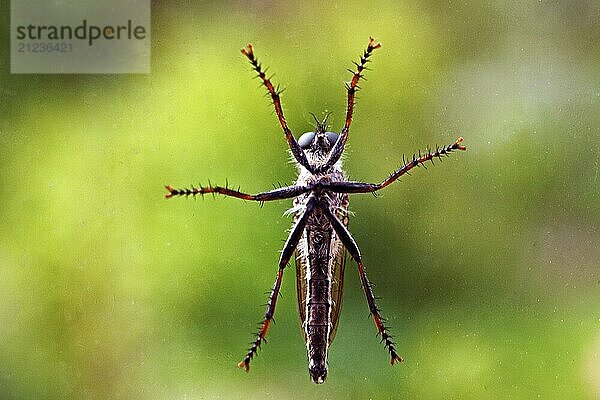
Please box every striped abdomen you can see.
[295,201,348,384]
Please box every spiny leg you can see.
[238,197,317,371]
[342,37,382,137]
[323,137,466,194]
[319,37,381,172]
[165,183,310,201]
[320,202,403,365]
[240,44,313,172]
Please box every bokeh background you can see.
[1,1,599,399]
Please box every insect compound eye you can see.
[298,132,316,149]
[325,132,339,147]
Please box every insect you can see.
[165,37,466,384]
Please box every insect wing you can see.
[294,241,309,341]
[328,208,348,343]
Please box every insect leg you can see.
[165,183,310,201]
[320,203,403,365]
[323,137,466,194]
[238,197,316,372]
[318,37,381,172]
[240,44,313,172]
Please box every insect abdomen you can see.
[304,226,333,384]
[306,278,330,383]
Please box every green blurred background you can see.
[1,1,599,399]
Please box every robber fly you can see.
[165,37,466,384]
